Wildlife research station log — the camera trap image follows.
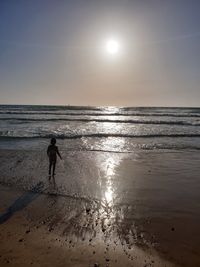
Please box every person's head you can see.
[51,138,56,145]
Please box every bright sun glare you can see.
[106,39,119,55]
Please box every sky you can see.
[0,0,200,106]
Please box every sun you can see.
[106,39,119,55]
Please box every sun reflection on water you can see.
[104,106,121,114]
[100,139,125,206]
[105,185,113,203]
[104,157,116,205]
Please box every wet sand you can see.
[0,149,200,266]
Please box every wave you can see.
[1,117,200,126]
[87,146,200,152]
[1,133,200,139]
[1,137,200,152]
[1,111,200,117]
[0,105,103,111]
[1,104,200,111]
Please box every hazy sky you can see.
[1,0,200,106]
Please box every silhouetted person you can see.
[47,138,62,178]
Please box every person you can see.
[47,138,62,178]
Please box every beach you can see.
[1,105,200,266]
[1,148,200,266]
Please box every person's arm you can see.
[56,147,62,160]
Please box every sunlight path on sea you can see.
[98,136,125,207]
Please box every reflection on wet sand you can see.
[1,149,200,266]
[103,157,115,206]
[99,137,125,206]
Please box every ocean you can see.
[0,104,200,151]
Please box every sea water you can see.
[0,105,200,152]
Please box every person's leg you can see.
[53,162,56,176]
[49,162,52,176]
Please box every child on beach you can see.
[47,138,62,178]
